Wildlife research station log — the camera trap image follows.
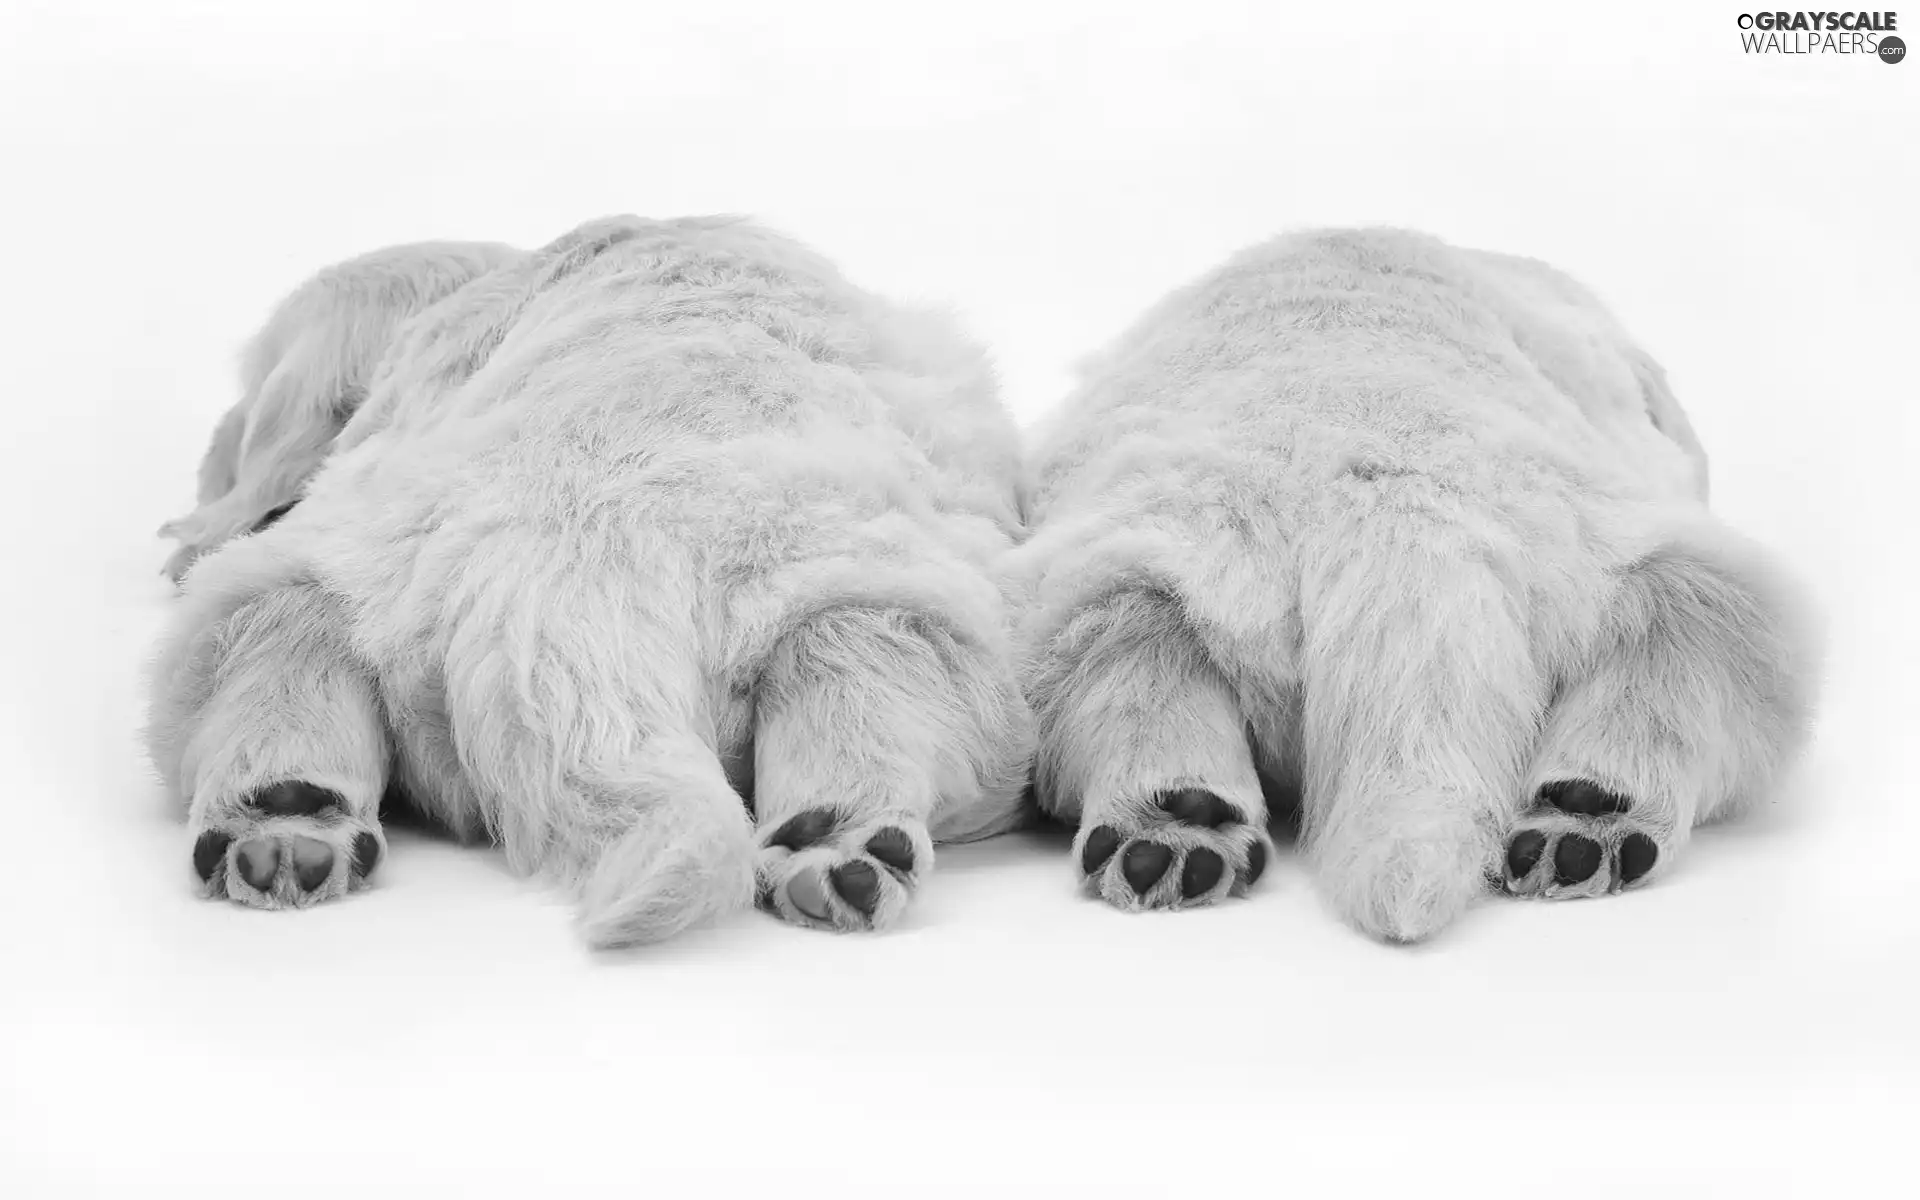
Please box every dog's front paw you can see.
[161,541,208,585]
[1499,779,1668,899]
[157,511,217,582]
[159,500,288,583]
[191,780,385,908]
[1075,787,1272,912]
[753,808,931,933]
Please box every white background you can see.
[1,0,1913,1195]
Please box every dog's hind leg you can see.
[749,606,1031,932]
[1502,522,1818,898]
[1027,590,1274,912]
[149,577,391,908]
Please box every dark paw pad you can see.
[764,808,837,851]
[1505,829,1547,880]
[863,827,916,876]
[829,861,881,915]
[193,830,233,882]
[1155,788,1240,828]
[236,840,280,891]
[245,781,344,819]
[1538,779,1631,817]
[785,870,831,922]
[1553,834,1603,885]
[1180,848,1225,899]
[1081,825,1122,876]
[350,832,381,878]
[290,837,333,891]
[1121,841,1174,895]
[1618,831,1658,885]
[1238,838,1268,888]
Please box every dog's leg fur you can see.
[1504,524,1818,897]
[193,399,251,507]
[151,579,390,907]
[1299,515,1542,943]
[1029,590,1271,910]
[750,607,1009,932]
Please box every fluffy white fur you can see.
[148,215,1035,947]
[1013,227,1820,942]
[159,240,525,581]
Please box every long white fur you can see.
[148,215,1035,946]
[159,240,525,581]
[1014,227,1820,941]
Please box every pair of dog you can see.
[148,215,1818,947]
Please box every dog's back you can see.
[157,214,1035,945]
[1016,227,1815,941]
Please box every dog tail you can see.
[571,732,757,950]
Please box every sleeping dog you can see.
[149,216,1034,945]
[1015,228,1819,941]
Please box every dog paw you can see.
[158,511,214,582]
[753,807,932,933]
[159,501,288,583]
[1075,787,1272,912]
[161,541,207,585]
[191,780,385,908]
[1499,779,1667,900]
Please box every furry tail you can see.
[574,736,757,950]
[1298,521,1540,943]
